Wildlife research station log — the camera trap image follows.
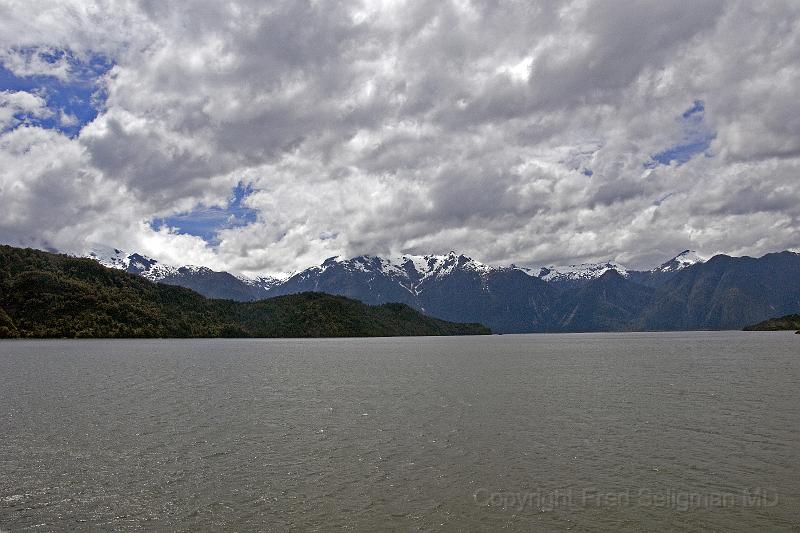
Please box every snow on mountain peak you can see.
[234,272,285,290]
[403,253,493,279]
[652,250,705,273]
[83,245,714,295]
[86,244,129,269]
[84,245,178,281]
[532,260,629,282]
[308,252,494,284]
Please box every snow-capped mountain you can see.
[264,251,553,331]
[307,252,495,280]
[287,252,496,295]
[651,250,705,273]
[83,246,706,303]
[86,245,180,281]
[626,250,706,287]
[83,245,793,333]
[86,245,129,270]
[530,260,629,285]
[84,245,281,300]
[269,252,506,305]
[235,273,285,293]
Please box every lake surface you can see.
[1,332,798,532]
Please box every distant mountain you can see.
[526,250,705,291]
[529,260,629,291]
[268,254,427,306]
[638,252,800,330]
[0,245,490,338]
[628,250,706,287]
[743,314,800,332]
[80,245,800,333]
[653,250,705,273]
[84,249,557,332]
[87,245,279,300]
[551,270,655,332]
[87,245,177,281]
[267,252,556,333]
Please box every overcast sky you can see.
[1,0,799,275]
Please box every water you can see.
[1,332,798,532]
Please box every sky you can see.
[1,0,799,276]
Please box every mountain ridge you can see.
[0,245,490,338]
[85,247,706,293]
[79,245,800,333]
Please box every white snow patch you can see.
[531,261,629,282]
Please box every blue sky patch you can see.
[150,182,260,244]
[0,48,113,137]
[681,99,705,119]
[646,99,715,168]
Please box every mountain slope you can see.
[0,245,490,338]
[639,252,800,330]
[551,270,655,332]
[414,263,555,333]
[156,267,269,301]
[743,314,800,332]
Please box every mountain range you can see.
[84,246,800,333]
[0,245,489,338]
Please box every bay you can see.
[1,332,798,531]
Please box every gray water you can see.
[1,332,798,532]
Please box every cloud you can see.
[0,0,799,275]
[0,90,52,130]
[0,47,73,80]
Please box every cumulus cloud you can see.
[0,90,52,130]
[0,0,799,275]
